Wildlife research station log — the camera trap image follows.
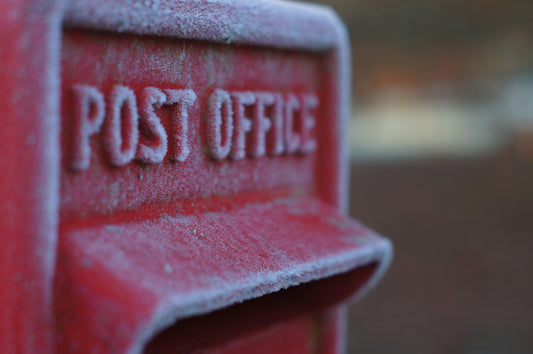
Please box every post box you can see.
[0,0,392,353]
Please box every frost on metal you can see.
[0,0,391,353]
[164,88,197,162]
[136,87,168,164]
[69,84,106,170]
[104,85,140,166]
[207,88,234,160]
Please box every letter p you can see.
[69,84,105,170]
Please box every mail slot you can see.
[0,0,392,353]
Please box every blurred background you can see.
[304,0,533,353]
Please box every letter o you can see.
[103,85,139,166]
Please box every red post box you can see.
[0,0,392,353]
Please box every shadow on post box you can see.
[0,1,392,353]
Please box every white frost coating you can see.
[104,85,139,166]
[250,92,274,157]
[268,93,284,156]
[63,197,393,354]
[207,89,233,160]
[19,5,64,352]
[63,0,351,204]
[58,1,361,352]
[136,87,168,164]
[128,238,393,354]
[283,93,301,154]
[164,89,196,162]
[230,92,254,159]
[69,84,106,170]
[328,12,352,212]
[65,0,342,52]
[299,93,318,154]
[349,238,394,304]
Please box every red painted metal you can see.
[0,1,392,353]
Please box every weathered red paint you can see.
[0,1,392,353]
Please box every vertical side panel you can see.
[315,10,351,213]
[0,1,62,353]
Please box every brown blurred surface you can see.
[308,0,533,99]
[347,157,533,353]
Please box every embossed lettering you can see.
[284,93,301,154]
[69,84,105,170]
[104,85,139,166]
[66,84,318,169]
[298,94,318,154]
[230,92,254,159]
[251,92,274,157]
[165,89,197,162]
[136,87,168,164]
[205,90,319,161]
[207,89,233,160]
[267,93,284,156]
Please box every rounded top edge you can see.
[63,0,349,51]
